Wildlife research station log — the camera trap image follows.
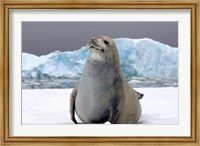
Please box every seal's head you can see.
[87,36,118,62]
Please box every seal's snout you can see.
[87,36,112,54]
[91,37,99,47]
[87,37,103,52]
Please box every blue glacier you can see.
[22,38,178,80]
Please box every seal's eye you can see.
[103,40,109,45]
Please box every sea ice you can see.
[22,87,178,125]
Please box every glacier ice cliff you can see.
[22,38,178,80]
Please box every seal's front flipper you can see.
[108,96,120,124]
[69,87,78,124]
[108,106,119,124]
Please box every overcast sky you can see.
[22,22,178,56]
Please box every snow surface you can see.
[22,87,178,125]
[22,38,178,79]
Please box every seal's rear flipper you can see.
[138,93,144,99]
[135,90,144,99]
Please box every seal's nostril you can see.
[91,37,95,40]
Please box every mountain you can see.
[22,38,178,80]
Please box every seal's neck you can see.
[83,60,112,80]
[87,56,119,71]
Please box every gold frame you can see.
[0,0,199,145]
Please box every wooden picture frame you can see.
[0,0,199,145]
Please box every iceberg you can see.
[115,38,178,79]
[22,38,178,80]
[22,53,39,70]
